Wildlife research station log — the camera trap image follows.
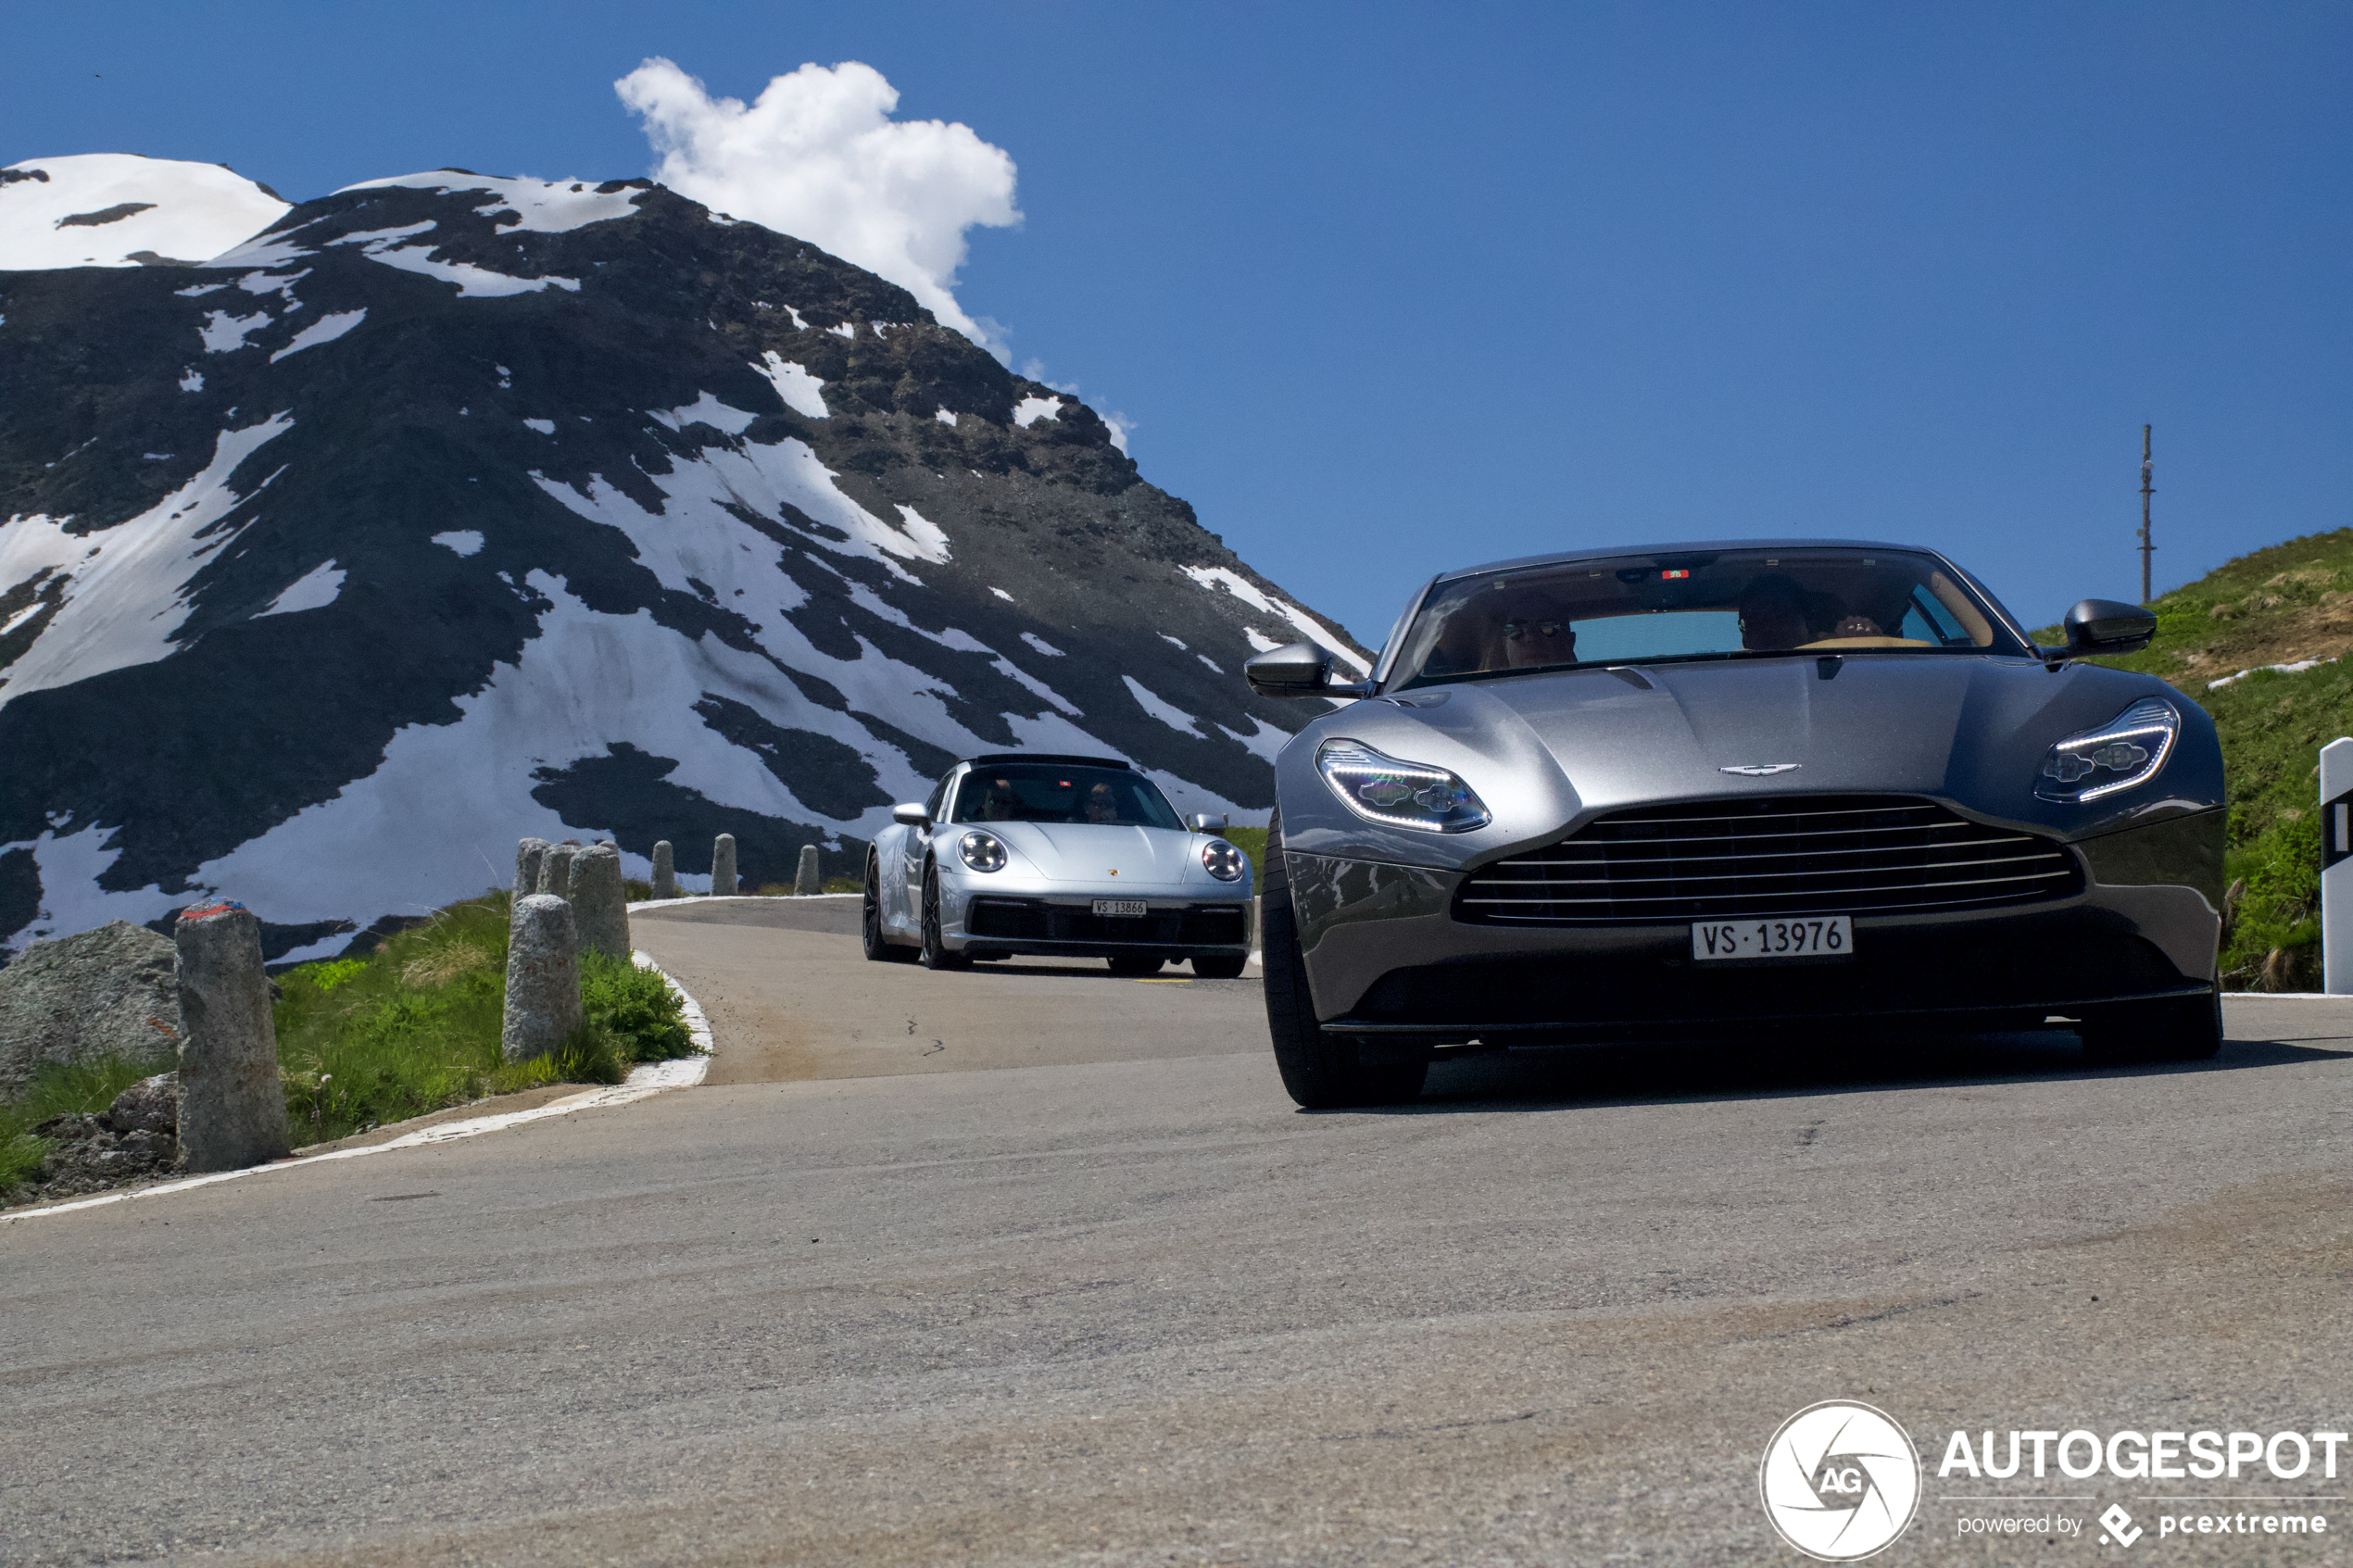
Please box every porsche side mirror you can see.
[1187,813,1229,833]
[891,802,931,827]
[1245,641,1372,698]
[2058,598,2158,658]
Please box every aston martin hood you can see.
[1297,651,2221,855]
[1495,657,1992,804]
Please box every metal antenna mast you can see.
[2138,424,2154,604]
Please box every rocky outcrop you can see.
[3,1071,182,1208]
[0,922,179,1098]
[103,1070,180,1135]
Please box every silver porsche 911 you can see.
[862,754,1255,977]
[1244,540,2225,1107]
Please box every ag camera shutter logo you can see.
[1759,1400,1922,1561]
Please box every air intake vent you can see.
[1455,795,2080,925]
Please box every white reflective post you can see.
[2322,738,2353,994]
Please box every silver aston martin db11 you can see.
[862,754,1255,976]
[1244,540,2224,1107]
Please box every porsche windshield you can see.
[1390,549,2028,688]
[950,765,1184,829]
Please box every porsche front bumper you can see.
[934,868,1251,960]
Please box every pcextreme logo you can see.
[1759,1401,1923,1561]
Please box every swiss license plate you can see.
[1692,916,1852,960]
[1092,899,1149,918]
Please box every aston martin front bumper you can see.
[1290,809,2225,1046]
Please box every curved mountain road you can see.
[4,901,2351,1566]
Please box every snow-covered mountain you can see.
[0,155,292,270]
[0,157,1365,961]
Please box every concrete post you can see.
[173,900,290,1172]
[514,837,548,900]
[651,840,674,900]
[2322,738,2353,994]
[502,894,584,1061]
[539,842,577,902]
[570,843,632,961]
[711,834,737,897]
[795,845,822,896]
[1250,894,1262,960]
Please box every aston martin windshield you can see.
[950,764,1184,828]
[1391,548,2029,688]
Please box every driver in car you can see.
[1082,782,1121,824]
[1737,574,1813,650]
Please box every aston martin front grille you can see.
[1454,795,2081,924]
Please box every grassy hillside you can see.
[2040,528,2353,987]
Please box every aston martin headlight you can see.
[2035,697,2180,803]
[957,830,1008,872]
[1201,838,1246,881]
[1316,740,1491,833]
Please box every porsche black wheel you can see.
[918,859,971,971]
[862,852,912,962]
[1261,812,1427,1108]
[1191,954,1247,979]
[2080,991,2222,1063]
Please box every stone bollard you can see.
[502,895,584,1061]
[711,833,737,897]
[651,840,675,899]
[539,841,578,901]
[513,837,548,901]
[795,845,822,896]
[570,843,632,961]
[173,900,290,1173]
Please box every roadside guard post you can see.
[2323,737,2353,994]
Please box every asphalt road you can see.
[4,900,2350,1567]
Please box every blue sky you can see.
[6,2,2347,644]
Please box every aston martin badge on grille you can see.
[1719,763,1802,776]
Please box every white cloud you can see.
[616,57,1018,354]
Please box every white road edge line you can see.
[2,950,714,1225]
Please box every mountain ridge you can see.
[0,159,1363,961]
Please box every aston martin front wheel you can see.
[918,859,971,971]
[1261,813,1427,1109]
[862,852,912,962]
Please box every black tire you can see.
[1261,811,1428,1108]
[2080,991,2222,1063]
[1107,953,1164,976]
[918,859,971,971]
[1192,954,1248,980]
[862,852,912,962]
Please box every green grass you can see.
[582,949,698,1061]
[0,1051,174,1197]
[2034,528,2353,987]
[5,887,693,1201]
[273,892,699,1144]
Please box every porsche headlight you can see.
[1201,838,1247,881]
[1316,740,1491,833]
[2035,697,2180,803]
[957,830,1008,872]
